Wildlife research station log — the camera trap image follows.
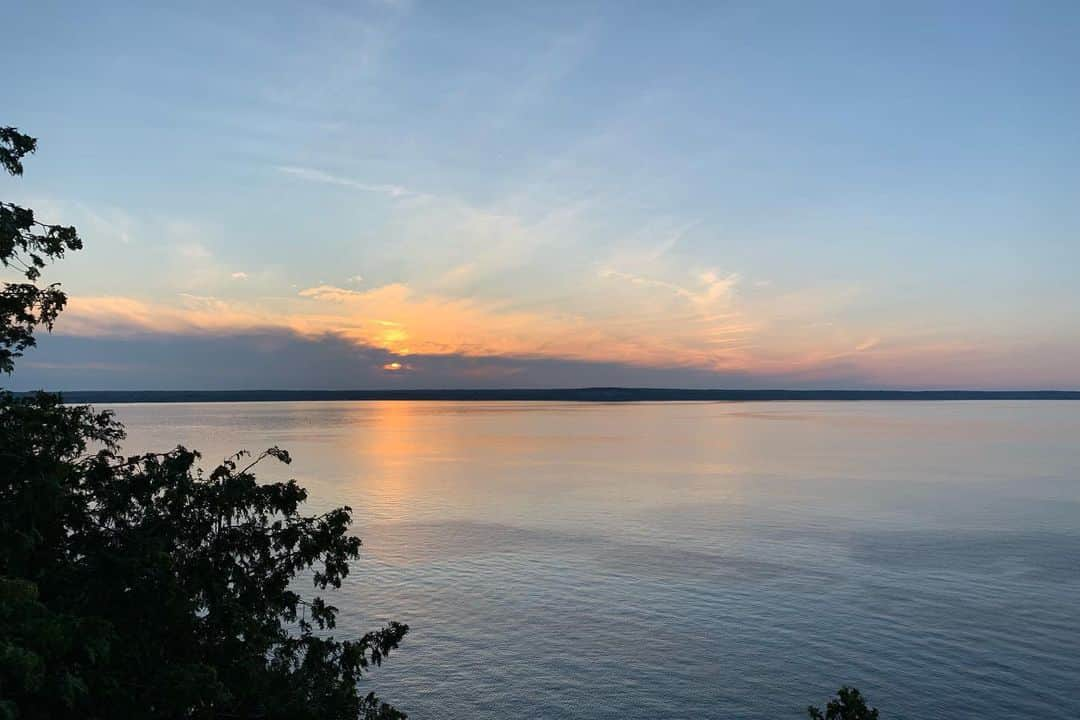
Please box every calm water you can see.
[111,401,1080,719]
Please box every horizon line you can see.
[18,388,1080,404]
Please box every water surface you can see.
[113,401,1080,719]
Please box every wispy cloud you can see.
[79,204,137,245]
[855,337,880,352]
[277,165,430,201]
[297,284,367,302]
[598,268,740,309]
[487,25,596,129]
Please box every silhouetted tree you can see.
[0,127,407,719]
[0,128,81,375]
[808,687,879,720]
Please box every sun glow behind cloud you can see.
[51,267,990,387]
[61,276,754,369]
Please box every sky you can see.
[2,0,1078,390]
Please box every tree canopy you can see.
[0,127,407,719]
[808,687,880,720]
[0,127,81,375]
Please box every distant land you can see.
[32,388,1080,403]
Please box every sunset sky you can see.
[4,1,1078,389]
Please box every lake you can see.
[111,401,1080,719]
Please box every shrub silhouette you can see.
[808,686,880,720]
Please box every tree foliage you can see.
[808,687,880,720]
[0,127,407,719]
[0,127,81,374]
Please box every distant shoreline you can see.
[21,388,1080,403]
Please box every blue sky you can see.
[3,0,1078,389]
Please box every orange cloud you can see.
[57,279,759,371]
[57,274,962,382]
